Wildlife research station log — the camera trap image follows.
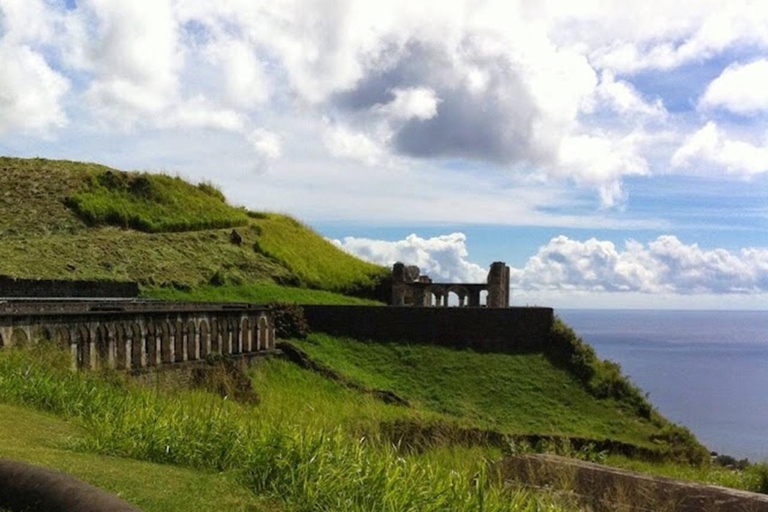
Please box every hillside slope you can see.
[0,157,387,302]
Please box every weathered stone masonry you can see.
[392,261,510,307]
[0,301,275,371]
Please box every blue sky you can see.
[1,0,767,309]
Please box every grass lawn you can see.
[291,334,664,448]
[249,213,388,292]
[0,403,276,512]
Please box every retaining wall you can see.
[301,306,554,353]
[0,276,138,298]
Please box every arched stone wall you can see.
[0,307,275,372]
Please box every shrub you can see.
[547,318,652,415]
[67,170,249,233]
[269,302,310,339]
[191,354,259,404]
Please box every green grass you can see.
[0,157,387,301]
[250,213,388,293]
[0,403,275,512]
[144,282,383,305]
[604,455,768,494]
[0,347,574,512]
[290,334,668,450]
[67,170,249,233]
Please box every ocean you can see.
[557,309,768,462]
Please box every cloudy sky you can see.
[1,0,767,309]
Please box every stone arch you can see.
[11,328,29,348]
[185,320,198,361]
[114,324,127,369]
[210,318,221,355]
[447,285,469,307]
[425,285,444,307]
[160,321,173,364]
[258,316,268,350]
[145,322,158,367]
[74,325,90,370]
[52,326,71,348]
[94,324,110,370]
[224,318,235,355]
[479,289,489,307]
[199,319,210,358]
[172,319,184,363]
[240,317,249,353]
[129,322,143,369]
[39,326,55,344]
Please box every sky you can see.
[0,0,767,309]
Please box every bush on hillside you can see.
[269,302,309,339]
[547,318,653,418]
[66,170,249,233]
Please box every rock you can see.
[229,229,243,245]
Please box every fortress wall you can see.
[301,306,554,353]
[0,276,139,298]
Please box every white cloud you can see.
[81,0,180,121]
[0,42,69,134]
[248,128,282,161]
[336,231,768,295]
[374,87,441,121]
[332,233,487,282]
[205,38,270,109]
[592,71,666,119]
[672,122,768,176]
[556,131,649,206]
[2,0,768,213]
[700,59,768,114]
[157,96,245,132]
[515,235,768,294]
[322,121,386,166]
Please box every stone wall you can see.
[497,454,768,512]
[301,305,554,353]
[0,276,139,298]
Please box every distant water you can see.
[557,310,768,461]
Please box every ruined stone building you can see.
[391,261,510,307]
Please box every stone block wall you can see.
[301,305,554,353]
[0,276,139,298]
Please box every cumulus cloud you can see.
[332,233,487,282]
[248,128,282,161]
[336,231,768,295]
[672,122,768,176]
[700,59,768,114]
[374,87,441,121]
[515,235,768,294]
[2,0,767,206]
[0,42,69,134]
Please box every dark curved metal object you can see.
[0,459,143,512]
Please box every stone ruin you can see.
[391,261,510,307]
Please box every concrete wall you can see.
[301,305,554,353]
[497,454,768,512]
[0,276,138,298]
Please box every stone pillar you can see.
[486,261,510,308]
[70,342,78,372]
[125,337,132,370]
[468,289,481,307]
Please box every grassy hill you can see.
[0,157,387,303]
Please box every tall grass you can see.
[67,170,249,233]
[0,348,572,512]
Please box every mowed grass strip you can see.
[290,334,664,447]
[0,403,275,512]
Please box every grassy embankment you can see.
[0,346,576,512]
[0,157,387,304]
